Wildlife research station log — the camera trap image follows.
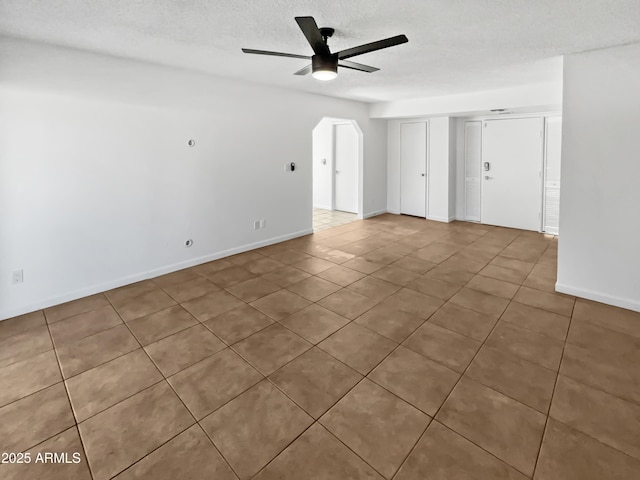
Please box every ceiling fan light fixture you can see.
[311,54,338,81]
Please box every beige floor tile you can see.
[467,275,520,299]
[201,380,313,479]
[371,265,421,286]
[318,323,396,375]
[449,288,509,317]
[228,250,265,266]
[226,277,281,302]
[0,350,61,407]
[269,347,362,418]
[478,265,528,284]
[382,288,443,319]
[144,324,226,377]
[192,259,234,277]
[341,257,385,274]
[466,345,556,413]
[152,268,201,288]
[406,275,461,301]
[395,421,528,480]
[292,257,335,274]
[0,324,53,368]
[355,303,424,343]
[261,266,311,287]
[487,321,564,371]
[205,266,256,288]
[49,305,122,346]
[245,257,287,275]
[436,378,546,476]
[513,286,575,317]
[112,289,176,322]
[104,280,158,305]
[414,242,459,263]
[127,305,198,345]
[320,379,430,479]
[561,341,640,405]
[0,383,74,453]
[573,298,640,338]
[490,256,535,276]
[348,276,401,300]
[250,290,312,321]
[66,349,162,422]
[57,325,139,378]
[318,288,379,319]
[44,294,110,324]
[162,276,220,303]
[501,301,570,341]
[429,302,498,341]
[403,322,481,373]
[168,348,262,419]
[391,256,437,274]
[204,304,273,344]
[267,249,312,265]
[0,310,46,341]
[535,419,640,480]
[550,375,640,460]
[425,263,475,285]
[369,346,459,416]
[0,427,92,480]
[279,304,349,344]
[252,424,383,480]
[287,276,341,302]
[233,324,311,375]
[79,382,194,480]
[114,425,236,480]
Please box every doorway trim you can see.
[312,117,364,220]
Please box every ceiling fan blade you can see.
[337,34,408,60]
[242,48,310,60]
[293,65,312,76]
[339,60,380,73]
[295,16,330,56]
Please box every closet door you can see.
[464,121,482,221]
[481,118,543,231]
[543,116,562,234]
[400,122,427,217]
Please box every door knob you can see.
[336,170,341,174]
[484,176,494,180]
[421,173,425,177]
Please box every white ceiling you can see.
[1,0,639,103]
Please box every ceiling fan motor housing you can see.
[312,53,338,75]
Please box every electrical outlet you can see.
[12,269,23,285]
[254,220,261,230]
[260,219,266,229]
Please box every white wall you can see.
[370,83,562,119]
[0,38,387,319]
[387,117,454,221]
[312,119,333,210]
[557,42,640,312]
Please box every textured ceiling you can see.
[1,0,639,102]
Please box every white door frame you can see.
[399,120,429,218]
[311,117,364,219]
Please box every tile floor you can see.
[2,214,640,479]
[313,208,358,231]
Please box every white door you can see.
[481,118,543,231]
[334,123,358,213]
[543,116,562,234]
[464,121,482,221]
[400,122,427,217]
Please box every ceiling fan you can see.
[242,16,408,81]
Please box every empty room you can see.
[1,1,640,479]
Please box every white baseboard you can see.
[0,228,313,321]
[555,282,640,313]
[313,203,332,210]
[386,209,400,215]
[363,209,387,219]
[427,215,454,223]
